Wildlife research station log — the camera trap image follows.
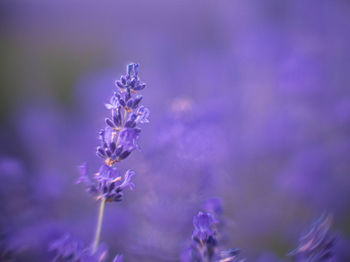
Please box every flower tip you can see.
[119,170,136,190]
[127,63,139,76]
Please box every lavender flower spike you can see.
[288,214,336,262]
[78,63,149,201]
[192,211,218,243]
[182,200,245,262]
[76,63,149,253]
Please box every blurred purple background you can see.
[1,1,350,261]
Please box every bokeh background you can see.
[1,1,350,261]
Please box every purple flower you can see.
[105,92,120,110]
[182,200,245,262]
[78,63,149,202]
[77,163,136,202]
[288,214,336,262]
[119,169,136,191]
[115,63,146,92]
[135,106,150,124]
[192,211,217,242]
[119,127,141,151]
[181,211,218,262]
[97,164,121,180]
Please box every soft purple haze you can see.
[0,1,350,261]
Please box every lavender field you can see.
[1,1,350,261]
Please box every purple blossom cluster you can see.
[77,63,149,203]
[50,63,149,261]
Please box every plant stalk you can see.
[92,198,106,253]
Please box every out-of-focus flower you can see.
[49,234,108,262]
[182,200,245,262]
[192,211,217,242]
[288,214,336,262]
[217,248,246,262]
[181,211,218,261]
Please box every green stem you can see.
[92,198,106,253]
